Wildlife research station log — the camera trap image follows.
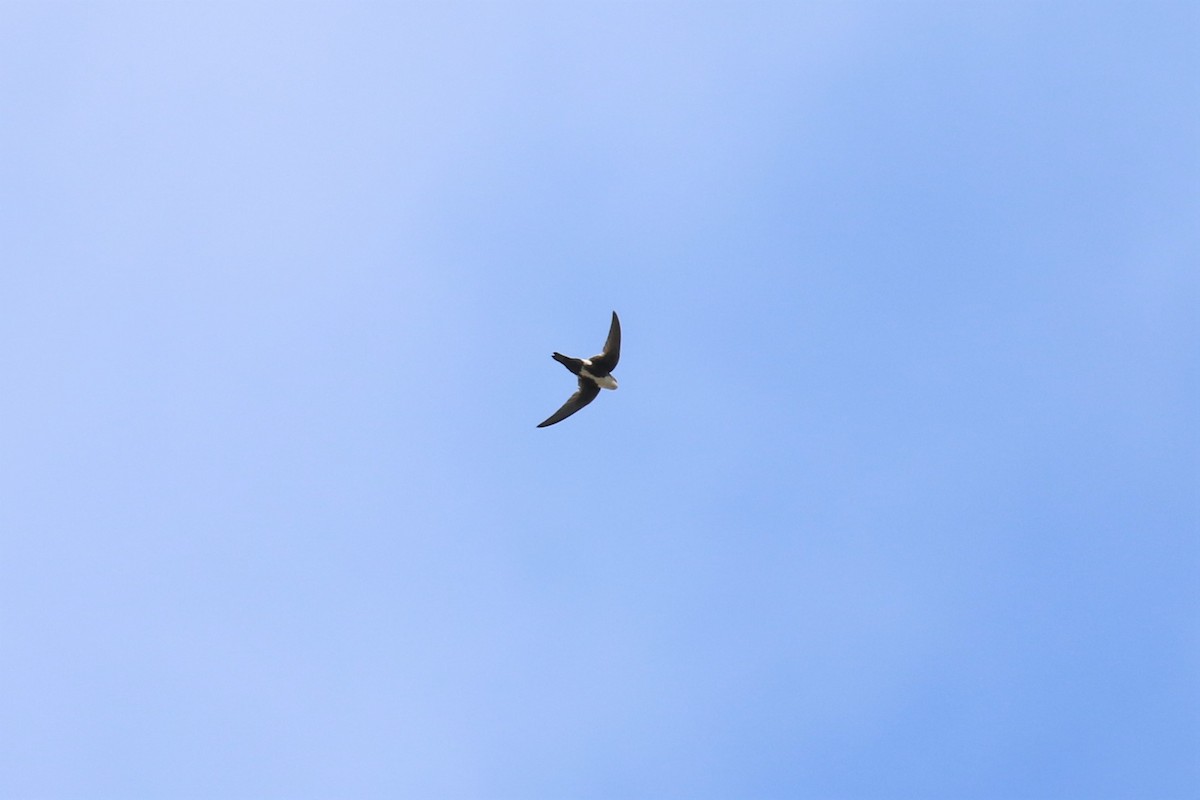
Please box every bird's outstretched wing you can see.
[588,311,621,374]
[537,379,601,428]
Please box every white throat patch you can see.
[588,372,618,390]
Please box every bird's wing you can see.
[537,379,601,428]
[588,311,621,373]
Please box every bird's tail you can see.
[552,352,584,375]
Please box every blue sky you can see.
[2,2,1197,798]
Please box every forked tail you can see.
[552,352,584,375]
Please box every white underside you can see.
[581,364,618,390]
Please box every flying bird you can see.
[537,311,621,428]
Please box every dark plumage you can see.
[537,311,621,428]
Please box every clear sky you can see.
[2,2,1197,798]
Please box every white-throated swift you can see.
[537,311,621,428]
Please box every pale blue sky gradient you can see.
[2,2,1197,798]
